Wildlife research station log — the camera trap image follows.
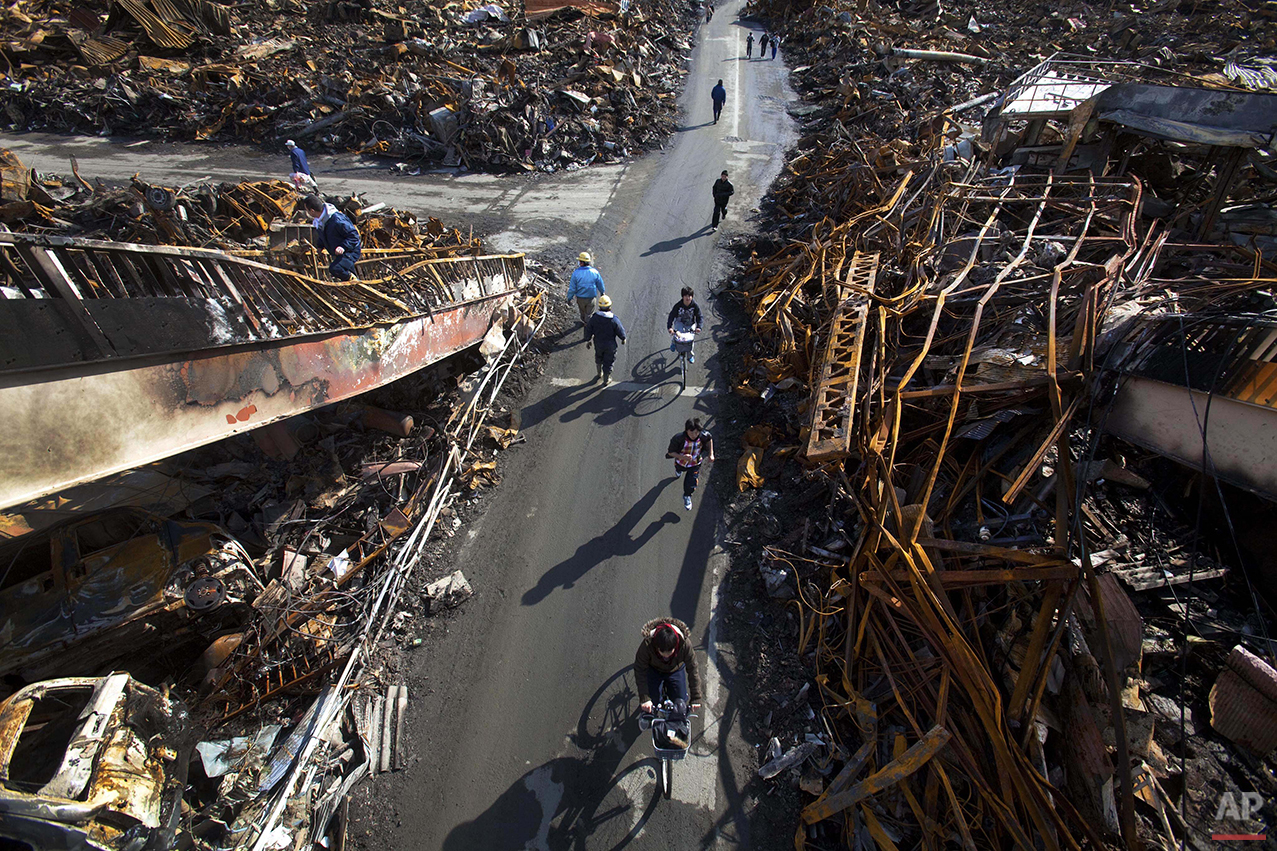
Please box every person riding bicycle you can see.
[666,287,703,363]
[635,617,703,749]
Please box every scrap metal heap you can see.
[0,148,478,254]
[732,0,1277,847]
[0,153,552,848]
[0,0,696,170]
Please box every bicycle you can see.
[670,325,697,389]
[639,696,697,798]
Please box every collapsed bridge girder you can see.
[0,234,525,510]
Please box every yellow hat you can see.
[578,251,592,263]
[598,295,612,309]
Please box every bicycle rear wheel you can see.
[661,756,673,799]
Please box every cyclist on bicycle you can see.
[666,287,703,363]
[635,618,703,748]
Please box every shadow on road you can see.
[675,121,717,132]
[518,373,599,430]
[640,226,713,257]
[441,667,681,850]
[522,479,681,605]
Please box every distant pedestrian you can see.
[746,33,753,58]
[566,251,607,329]
[304,195,361,281]
[585,295,627,386]
[286,140,317,192]
[711,170,734,230]
[705,1,713,21]
[760,33,770,55]
[711,79,726,124]
[771,34,778,59]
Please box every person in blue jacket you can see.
[287,140,317,191]
[566,251,606,328]
[303,195,362,281]
[711,79,726,124]
[585,295,627,386]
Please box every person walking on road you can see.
[667,417,714,511]
[304,195,361,281]
[635,618,703,747]
[745,32,753,58]
[566,251,606,330]
[760,32,770,56]
[584,295,627,386]
[704,1,713,21]
[711,170,734,230]
[771,33,779,59]
[711,79,726,124]
[286,140,318,192]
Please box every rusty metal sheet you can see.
[0,292,511,510]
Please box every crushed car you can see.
[0,507,258,682]
[0,673,194,851]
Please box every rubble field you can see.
[0,0,700,172]
[709,0,1277,846]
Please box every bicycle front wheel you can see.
[661,757,673,799]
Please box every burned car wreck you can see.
[0,673,195,851]
[0,508,257,682]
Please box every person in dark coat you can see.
[666,417,714,510]
[635,616,703,747]
[711,170,734,230]
[760,32,770,55]
[584,294,627,386]
[745,32,753,58]
[303,195,362,281]
[287,140,317,192]
[711,79,726,124]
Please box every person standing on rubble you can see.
[711,79,726,124]
[566,251,607,329]
[304,195,361,281]
[584,294,627,386]
[746,32,754,58]
[286,140,318,192]
[666,417,714,511]
[711,170,733,230]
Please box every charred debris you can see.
[0,0,699,172]
[720,0,1277,847]
[0,151,553,849]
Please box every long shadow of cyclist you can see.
[441,667,691,850]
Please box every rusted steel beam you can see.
[0,291,513,510]
[805,251,878,462]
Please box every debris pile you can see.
[725,0,1277,845]
[0,148,479,256]
[0,0,697,171]
[0,147,564,848]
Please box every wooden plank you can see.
[1115,565,1227,591]
[802,725,951,823]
